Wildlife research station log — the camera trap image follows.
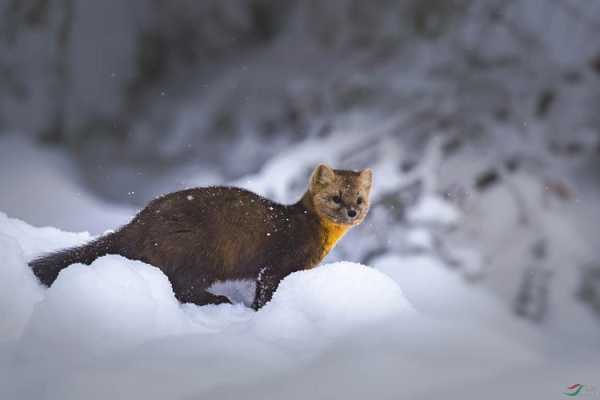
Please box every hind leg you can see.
[177,290,231,306]
[171,277,231,306]
[175,288,231,306]
[167,268,231,306]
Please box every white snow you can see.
[18,255,203,361]
[0,211,598,399]
[207,279,256,306]
[0,135,133,234]
[405,227,434,250]
[406,195,460,226]
[372,254,540,345]
[1,1,599,396]
[253,262,414,345]
[0,133,597,399]
[0,233,44,339]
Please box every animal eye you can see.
[357,197,363,205]
[332,196,341,204]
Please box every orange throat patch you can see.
[318,218,351,261]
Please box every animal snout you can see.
[347,209,357,218]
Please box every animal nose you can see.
[347,209,357,218]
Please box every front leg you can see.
[251,267,284,310]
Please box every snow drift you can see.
[0,211,597,400]
[0,212,413,347]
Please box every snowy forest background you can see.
[1,1,600,399]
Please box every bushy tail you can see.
[28,235,116,286]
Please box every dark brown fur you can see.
[29,165,372,309]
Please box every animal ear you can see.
[311,164,335,187]
[359,168,373,191]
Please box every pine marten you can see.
[29,164,373,310]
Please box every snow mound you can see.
[18,255,203,361]
[254,262,415,343]
[2,211,594,400]
[0,212,415,358]
[0,211,91,339]
[372,254,542,348]
[0,234,44,339]
[374,254,500,319]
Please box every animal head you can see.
[308,164,373,226]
